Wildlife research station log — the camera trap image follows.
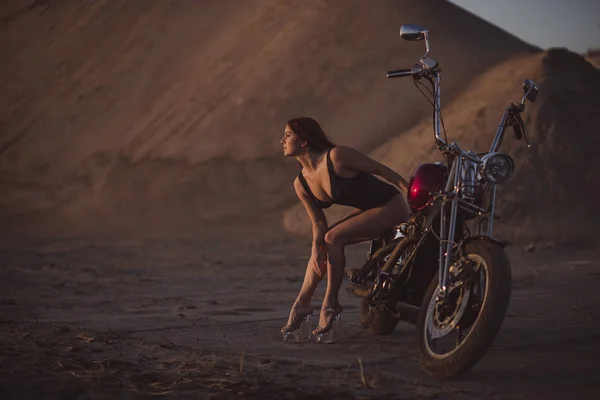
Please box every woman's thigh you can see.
[324,195,408,247]
[327,208,362,231]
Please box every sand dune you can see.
[0,0,536,235]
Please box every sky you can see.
[447,0,600,54]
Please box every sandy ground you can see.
[1,228,599,399]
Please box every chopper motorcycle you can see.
[346,24,538,379]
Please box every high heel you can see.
[281,306,313,343]
[311,305,343,344]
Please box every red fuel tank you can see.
[407,163,448,212]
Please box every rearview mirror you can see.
[522,79,538,103]
[400,24,429,41]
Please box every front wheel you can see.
[416,239,511,379]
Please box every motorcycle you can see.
[346,24,538,379]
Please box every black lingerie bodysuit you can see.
[297,148,400,211]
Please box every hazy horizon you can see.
[448,0,600,54]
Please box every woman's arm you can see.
[294,177,328,276]
[294,177,328,247]
[331,146,410,192]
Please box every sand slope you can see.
[0,0,535,234]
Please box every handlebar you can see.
[387,50,534,154]
[388,58,439,79]
[490,103,533,153]
[387,62,445,148]
[512,112,531,147]
[387,68,414,78]
[513,114,524,140]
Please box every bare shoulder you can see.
[329,146,364,168]
[329,145,390,176]
[330,146,369,172]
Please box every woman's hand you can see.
[311,244,328,277]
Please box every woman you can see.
[280,116,411,343]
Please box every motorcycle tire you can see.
[416,238,511,379]
[359,299,401,335]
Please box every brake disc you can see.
[427,283,471,339]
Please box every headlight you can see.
[480,152,514,184]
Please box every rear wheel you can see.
[359,299,400,335]
[416,239,511,379]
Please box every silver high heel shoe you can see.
[281,306,313,343]
[311,305,343,344]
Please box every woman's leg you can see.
[319,195,409,326]
[327,208,362,231]
[284,261,321,326]
[286,209,363,325]
[287,209,363,324]
[294,260,323,308]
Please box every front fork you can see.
[438,159,460,300]
[437,157,497,300]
